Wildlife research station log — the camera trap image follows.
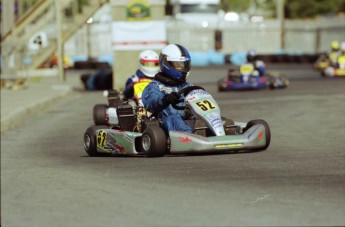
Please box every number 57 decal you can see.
[97,130,107,147]
[195,100,216,111]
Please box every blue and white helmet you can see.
[159,44,191,83]
[247,49,257,62]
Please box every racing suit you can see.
[123,69,152,101]
[142,72,193,133]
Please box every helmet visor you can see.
[140,59,159,68]
[168,61,191,72]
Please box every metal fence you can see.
[64,16,345,58]
[166,17,345,54]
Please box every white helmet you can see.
[340,41,345,53]
[139,50,159,78]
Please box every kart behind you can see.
[322,56,345,77]
[217,64,289,91]
[313,54,330,71]
[92,78,151,126]
[84,86,271,157]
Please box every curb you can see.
[1,87,76,133]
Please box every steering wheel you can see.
[172,85,205,110]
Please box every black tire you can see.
[269,82,276,89]
[245,119,271,150]
[218,85,226,92]
[93,104,108,125]
[141,127,167,157]
[83,125,109,156]
[223,118,236,135]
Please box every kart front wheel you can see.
[218,86,226,92]
[141,127,167,157]
[245,119,271,151]
[93,104,108,125]
[84,125,109,157]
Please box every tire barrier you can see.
[72,52,320,69]
[225,53,320,65]
[74,61,111,69]
[190,50,226,66]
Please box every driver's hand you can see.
[163,92,180,105]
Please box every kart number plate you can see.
[240,64,254,74]
[97,130,107,147]
[194,99,216,111]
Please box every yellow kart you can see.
[323,56,345,77]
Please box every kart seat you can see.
[117,104,136,131]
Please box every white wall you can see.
[64,16,345,57]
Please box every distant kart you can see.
[93,78,151,126]
[84,86,271,157]
[313,54,329,71]
[217,64,289,91]
[322,56,345,77]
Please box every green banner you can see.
[126,0,151,21]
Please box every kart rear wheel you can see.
[245,119,271,151]
[269,82,276,89]
[141,127,167,157]
[223,118,236,135]
[93,104,108,125]
[218,86,226,92]
[84,125,109,157]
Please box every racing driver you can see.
[142,44,195,133]
[123,49,160,104]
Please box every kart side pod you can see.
[169,121,270,153]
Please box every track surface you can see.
[2,64,345,226]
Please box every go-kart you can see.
[322,55,345,77]
[217,64,289,91]
[83,86,271,157]
[92,78,152,125]
[313,54,330,71]
[265,71,290,89]
[314,52,341,73]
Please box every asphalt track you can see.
[1,64,345,226]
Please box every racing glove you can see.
[162,92,180,105]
